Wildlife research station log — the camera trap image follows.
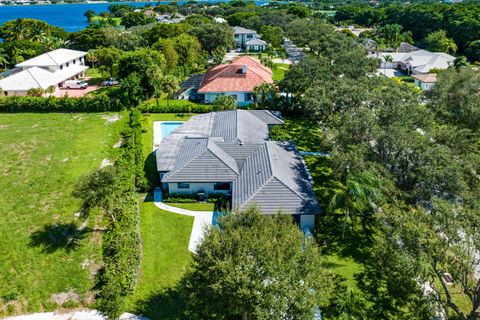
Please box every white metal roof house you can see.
[156,110,321,230]
[0,48,88,97]
[373,49,455,75]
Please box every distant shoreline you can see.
[0,0,273,6]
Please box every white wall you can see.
[204,92,252,104]
[168,182,230,195]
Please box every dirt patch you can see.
[50,291,80,305]
[102,114,121,123]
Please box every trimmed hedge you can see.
[139,99,214,113]
[0,95,122,112]
[95,111,142,319]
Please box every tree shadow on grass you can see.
[144,151,160,188]
[29,223,92,253]
[133,287,189,320]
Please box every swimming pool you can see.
[161,122,183,138]
[153,121,184,151]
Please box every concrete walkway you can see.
[153,190,213,253]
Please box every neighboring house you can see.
[197,56,273,106]
[156,13,187,24]
[214,17,227,23]
[233,26,262,49]
[412,73,438,90]
[373,49,455,75]
[246,38,267,52]
[283,38,305,62]
[0,48,88,97]
[156,110,321,230]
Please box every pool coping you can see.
[152,120,185,151]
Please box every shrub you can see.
[139,99,213,113]
[0,95,122,113]
[1,290,19,302]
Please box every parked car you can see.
[64,80,88,89]
[101,78,119,86]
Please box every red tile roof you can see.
[198,56,273,93]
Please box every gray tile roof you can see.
[157,110,277,171]
[156,110,320,215]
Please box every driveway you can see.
[54,85,99,97]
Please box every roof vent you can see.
[238,139,243,146]
[241,64,247,74]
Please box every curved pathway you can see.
[153,190,213,253]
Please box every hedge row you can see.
[139,99,214,113]
[96,111,142,319]
[0,95,122,112]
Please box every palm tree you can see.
[253,83,276,109]
[161,75,180,107]
[86,50,98,69]
[328,172,382,239]
[383,54,393,76]
[453,56,468,71]
[0,48,9,71]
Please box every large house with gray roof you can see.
[156,110,320,229]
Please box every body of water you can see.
[0,1,272,32]
[0,2,156,31]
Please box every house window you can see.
[60,65,64,70]
[73,59,76,64]
[66,62,69,67]
[4,91,8,96]
[235,34,239,39]
[177,182,190,189]
[214,182,230,191]
[247,34,253,39]
[245,93,252,101]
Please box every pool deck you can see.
[152,121,184,152]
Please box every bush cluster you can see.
[0,95,122,112]
[139,99,213,113]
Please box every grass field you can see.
[0,112,126,315]
[127,200,194,319]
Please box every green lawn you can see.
[0,112,126,315]
[164,202,215,211]
[271,117,366,292]
[273,64,290,81]
[141,113,195,187]
[90,16,122,27]
[127,201,194,319]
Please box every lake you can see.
[0,1,271,32]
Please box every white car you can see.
[64,80,88,89]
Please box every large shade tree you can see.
[185,207,335,320]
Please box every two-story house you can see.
[0,48,88,97]
[233,26,266,51]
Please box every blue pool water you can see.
[160,122,182,139]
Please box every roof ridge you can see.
[207,139,239,174]
[164,138,208,178]
[26,68,44,89]
[265,142,306,200]
[45,52,59,66]
[241,176,274,208]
